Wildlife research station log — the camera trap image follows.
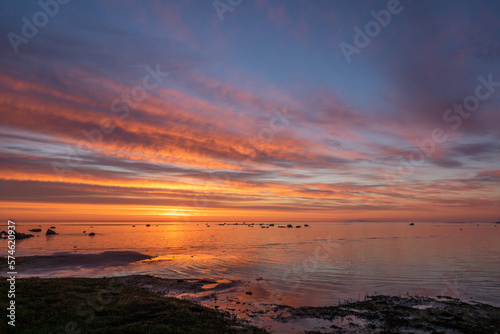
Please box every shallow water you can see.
[3,221,500,306]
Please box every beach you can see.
[1,221,499,333]
[1,274,499,333]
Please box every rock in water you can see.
[29,228,42,232]
[46,229,57,235]
[16,232,34,239]
[88,232,96,236]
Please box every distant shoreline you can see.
[8,221,500,224]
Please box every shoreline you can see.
[1,274,499,333]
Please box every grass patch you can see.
[0,277,268,334]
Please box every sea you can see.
[4,221,500,307]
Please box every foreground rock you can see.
[275,295,500,333]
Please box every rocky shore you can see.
[1,274,498,333]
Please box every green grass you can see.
[0,277,268,334]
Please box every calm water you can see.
[4,221,500,306]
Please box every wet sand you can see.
[0,251,152,275]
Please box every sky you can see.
[1,0,500,222]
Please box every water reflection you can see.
[3,221,499,306]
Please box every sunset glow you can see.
[1,0,500,222]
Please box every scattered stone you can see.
[16,232,34,240]
[304,224,309,227]
[409,223,415,226]
[46,229,57,235]
[29,228,42,232]
[146,224,151,227]
[245,291,253,295]
[50,226,56,229]
[88,232,96,236]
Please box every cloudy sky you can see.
[1,0,499,222]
